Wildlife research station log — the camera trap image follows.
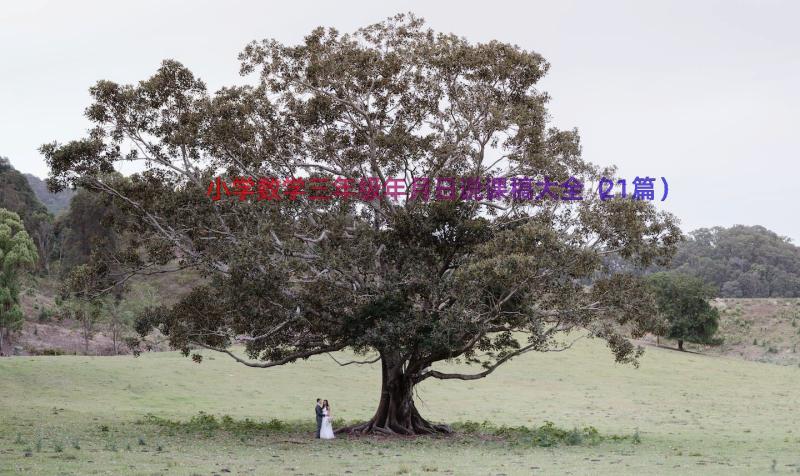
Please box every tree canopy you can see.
[0,157,53,271]
[55,185,122,275]
[646,272,720,351]
[42,14,680,435]
[670,225,800,297]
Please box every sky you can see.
[1,0,798,241]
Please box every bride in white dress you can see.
[320,400,335,439]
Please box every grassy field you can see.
[2,337,800,475]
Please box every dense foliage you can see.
[670,226,800,297]
[42,14,680,434]
[0,158,49,225]
[0,209,38,354]
[55,186,121,274]
[646,272,720,351]
[0,157,52,271]
[0,157,123,276]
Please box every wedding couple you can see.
[314,398,335,439]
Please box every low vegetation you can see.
[138,411,633,448]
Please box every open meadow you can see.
[2,336,800,475]
[3,2,800,475]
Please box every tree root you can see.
[335,418,452,437]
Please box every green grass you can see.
[2,337,800,475]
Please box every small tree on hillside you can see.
[106,282,158,354]
[61,264,105,354]
[646,272,720,351]
[0,209,39,354]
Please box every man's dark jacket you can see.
[315,404,323,438]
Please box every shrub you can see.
[451,421,491,434]
[139,412,315,438]
[38,308,51,322]
[452,420,608,447]
[32,348,66,356]
[188,412,220,435]
[564,428,584,446]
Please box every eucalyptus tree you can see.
[42,14,680,435]
[0,209,38,354]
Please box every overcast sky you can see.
[1,0,798,240]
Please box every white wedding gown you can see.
[320,409,335,439]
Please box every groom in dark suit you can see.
[315,398,323,438]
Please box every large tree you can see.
[42,14,680,435]
[54,185,122,275]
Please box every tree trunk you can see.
[83,321,90,354]
[336,353,451,436]
[110,321,118,356]
[678,339,684,351]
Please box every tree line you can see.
[0,158,147,355]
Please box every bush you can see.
[38,348,66,356]
[138,412,315,438]
[452,420,492,434]
[452,420,609,447]
[188,412,220,435]
[37,308,51,322]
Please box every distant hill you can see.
[24,172,75,215]
[0,156,49,227]
[671,226,800,297]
